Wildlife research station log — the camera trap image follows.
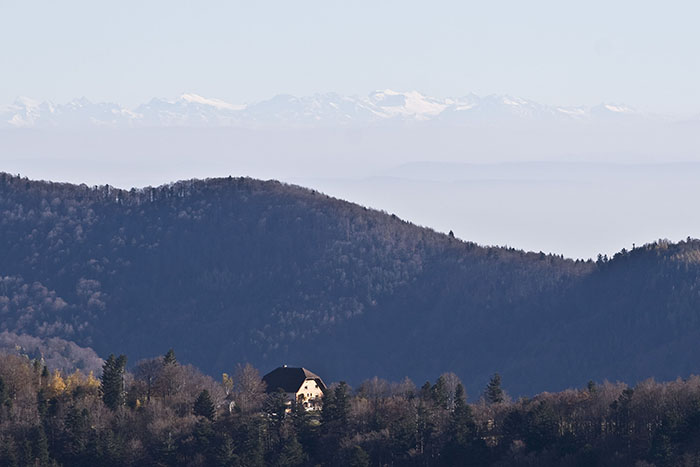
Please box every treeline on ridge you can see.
[2,173,700,394]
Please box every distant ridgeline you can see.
[1,172,700,395]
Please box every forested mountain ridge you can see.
[1,172,699,395]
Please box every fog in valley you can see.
[2,116,698,259]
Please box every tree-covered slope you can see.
[1,172,699,395]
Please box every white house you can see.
[262,366,326,411]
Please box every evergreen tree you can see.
[0,375,7,410]
[264,388,289,423]
[334,382,351,424]
[432,375,450,409]
[237,417,265,467]
[522,401,558,453]
[192,419,215,461]
[275,433,305,467]
[101,354,127,410]
[419,381,432,400]
[36,388,49,419]
[587,380,597,394]
[20,440,32,467]
[443,384,487,466]
[322,382,350,430]
[194,389,216,420]
[214,433,238,467]
[96,429,124,467]
[345,445,370,467]
[32,358,42,376]
[416,401,435,461]
[485,373,505,404]
[454,383,468,412]
[0,437,18,467]
[61,407,92,464]
[157,431,177,466]
[320,382,352,464]
[29,425,50,466]
[163,349,177,366]
[290,402,318,463]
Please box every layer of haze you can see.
[2,122,699,260]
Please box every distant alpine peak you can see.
[601,103,635,113]
[177,93,246,111]
[0,90,649,128]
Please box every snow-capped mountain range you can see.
[0,90,645,129]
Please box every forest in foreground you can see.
[2,350,700,467]
[2,173,700,395]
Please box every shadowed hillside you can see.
[1,172,699,395]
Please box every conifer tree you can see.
[0,375,7,408]
[194,389,216,420]
[322,382,350,429]
[29,425,49,466]
[101,354,127,410]
[419,381,432,400]
[36,388,49,419]
[238,417,265,466]
[432,375,450,409]
[163,349,177,366]
[345,445,370,467]
[276,433,305,467]
[443,383,485,465]
[320,382,352,464]
[485,373,505,404]
[264,388,288,422]
[0,437,18,467]
[63,407,91,462]
[214,433,237,467]
[587,380,597,394]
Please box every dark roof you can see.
[262,367,327,393]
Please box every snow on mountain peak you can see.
[602,103,634,113]
[0,91,647,128]
[369,89,448,119]
[178,93,245,111]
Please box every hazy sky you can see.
[1,0,699,115]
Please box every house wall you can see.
[295,378,324,410]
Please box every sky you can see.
[1,0,699,115]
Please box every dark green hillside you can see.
[1,172,699,394]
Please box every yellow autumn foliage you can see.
[222,373,233,396]
[46,369,101,398]
[65,369,84,392]
[86,371,100,389]
[47,370,67,398]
